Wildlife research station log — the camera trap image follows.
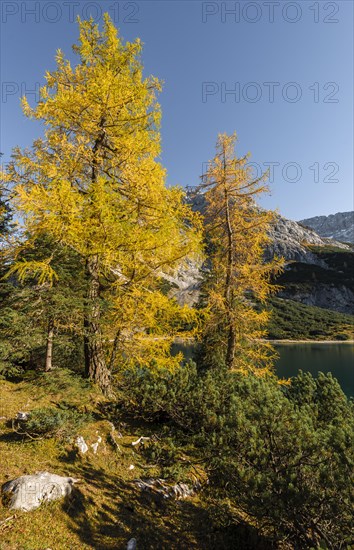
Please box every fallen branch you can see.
[0,515,16,528]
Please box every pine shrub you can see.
[16,405,92,441]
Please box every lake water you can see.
[274,343,354,398]
[172,342,354,398]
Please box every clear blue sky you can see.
[1,0,353,220]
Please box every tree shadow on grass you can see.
[0,419,33,443]
[61,462,276,550]
[0,431,24,443]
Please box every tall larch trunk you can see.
[225,190,236,369]
[83,117,111,395]
[83,254,111,394]
[223,147,236,369]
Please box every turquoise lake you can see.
[172,342,354,398]
[274,343,354,398]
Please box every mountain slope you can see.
[166,197,353,316]
[276,247,354,315]
[266,214,349,264]
[299,211,354,244]
[190,194,350,263]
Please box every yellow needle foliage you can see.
[199,133,283,374]
[2,15,202,390]
[7,16,201,278]
[105,285,200,373]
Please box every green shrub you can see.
[334,332,350,341]
[141,438,189,481]
[16,405,92,441]
[116,361,200,427]
[119,365,354,548]
[117,361,239,435]
[0,360,25,380]
[200,374,354,548]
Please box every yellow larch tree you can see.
[2,16,202,393]
[198,133,283,374]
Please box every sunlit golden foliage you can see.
[106,284,200,372]
[2,15,202,388]
[199,133,283,373]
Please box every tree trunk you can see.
[223,149,236,370]
[45,321,54,371]
[84,254,111,394]
[83,118,111,394]
[225,321,236,369]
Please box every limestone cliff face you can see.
[277,283,354,315]
[299,211,354,244]
[268,213,353,314]
[189,194,350,263]
[266,215,349,265]
[163,258,204,307]
[167,199,353,313]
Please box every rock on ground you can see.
[75,435,88,454]
[1,471,78,511]
[134,478,194,500]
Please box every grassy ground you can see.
[0,371,275,550]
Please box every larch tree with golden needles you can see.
[2,15,202,393]
[198,133,283,374]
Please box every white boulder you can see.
[1,471,79,511]
[16,411,29,421]
[75,435,88,454]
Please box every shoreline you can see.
[268,339,354,345]
[174,337,354,345]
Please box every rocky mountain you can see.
[167,197,354,315]
[266,214,349,265]
[264,215,353,314]
[189,193,350,264]
[276,253,354,315]
[299,211,354,244]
